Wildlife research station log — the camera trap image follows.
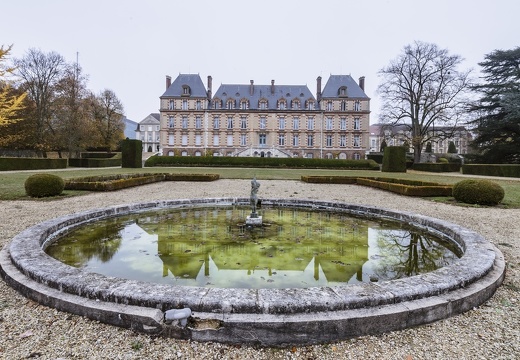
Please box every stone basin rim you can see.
[4,197,499,315]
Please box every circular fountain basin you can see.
[0,198,505,346]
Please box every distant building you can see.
[369,123,472,154]
[158,74,370,159]
[123,117,138,139]
[135,113,161,153]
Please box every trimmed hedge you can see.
[0,157,67,171]
[412,163,461,173]
[462,164,520,178]
[64,173,220,191]
[145,155,380,170]
[382,146,406,173]
[453,179,505,205]
[121,139,143,168]
[68,158,122,167]
[301,175,452,197]
[25,174,65,197]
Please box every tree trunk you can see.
[413,144,422,163]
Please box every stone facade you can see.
[159,74,370,159]
[136,113,161,153]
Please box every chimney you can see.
[271,79,275,95]
[207,75,212,100]
[250,80,254,95]
[316,76,322,102]
[358,76,365,91]
[166,75,171,90]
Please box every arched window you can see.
[291,99,300,109]
[278,99,287,110]
[213,98,222,109]
[226,99,235,109]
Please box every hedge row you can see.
[412,163,461,173]
[462,164,520,178]
[145,155,380,170]
[0,157,68,171]
[68,157,122,168]
[64,173,220,191]
[301,176,452,197]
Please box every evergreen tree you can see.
[469,47,520,163]
[448,141,457,153]
[425,142,432,153]
[380,139,387,152]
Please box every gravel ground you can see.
[1,179,519,359]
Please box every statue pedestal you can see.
[246,215,262,226]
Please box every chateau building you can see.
[159,74,370,159]
[135,113,161,153]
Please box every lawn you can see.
[1,167,519,207]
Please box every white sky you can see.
[2,0,518,124]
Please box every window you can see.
[326,117,333,130]
[196,100,201,110]
[292,100,300,109]
[213,134,219,146]
[168,116,174,128]
[326,134,333,147]
[226,99,235,109]
[307,117,314,130]
[182,99,188,110]
[227,135,233,146]
[182,134,188,146]
[168,134,174,145]
[278,134,285,146]
[278,100,286,110]
[240,100,248,110]
[340,117,346,130]
[292,117,299,130]
[227,116,233,129]
[182,116,188,129]
[156,125,160,131]
[353,134,360,147]
[307,101,314,110]
[240,116,247,129]
[307,134,314,146]
[156,135,160,141]
[213,116,220,129]
[327,101,333,111]
[240,133,247,146]
[183,86,190,95]
[306,153,313,158]
[168,99,174,110]
[181,151,188,156]
[195,151,202,156]
[148,135,152,142]
[354,118,360,130]
[140,125,144,131]
[354,101,361,111]
[292,134,299,146]
[353,153,361,160]
[213,99,221,109]
[259,116,266,129]
[259,101,267,110]
[259,134,266,145]
[168,150,174,156]
[340,135,346,147]
[341,101,347,111]
[279,117,285,130]
[195,116,202,129]
[195,134,202,146]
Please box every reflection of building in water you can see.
[138,208,369,284]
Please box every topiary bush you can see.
[25,173,65,198]
[452,179,504,206]
[382,146,407,172]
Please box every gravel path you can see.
[1,179,519,359]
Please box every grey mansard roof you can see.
[321,75,368,99]
[161,74,207,98]
[213,83,316,110]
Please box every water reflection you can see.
[46,207,460,289]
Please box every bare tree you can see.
[377,41,471,162]
[89,89,125,151]
[53,62,91,158]
[15,48,66,156]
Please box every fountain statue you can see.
[246,177,262,226]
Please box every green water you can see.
[45,207,461,289]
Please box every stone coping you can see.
[6,198,497,315]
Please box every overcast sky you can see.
[2,0,518,124]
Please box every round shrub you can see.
[438,157,449,164]
[25,173,64,198]
[452,179,504,206]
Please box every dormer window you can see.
[213,98,222,109]
[240,99,249,110]
[306,100,315,110]
[278,99,287,110]
[182,85,191,96]
[226,99,235,109]
[259,99,268,110]
[338,86,348,97]
[291,99,300,109]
